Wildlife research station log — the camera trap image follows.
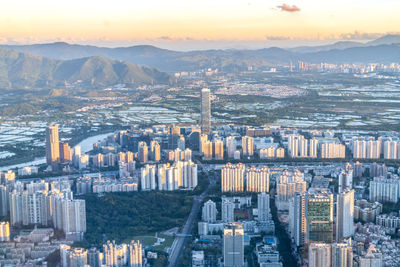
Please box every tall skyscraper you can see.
[46,123,60,166]
[336,189,355,241]
[202,200,217,223]
[223,223,244,267]
[59,142,72,162]
[200,88,211,135]
[257,192,270,221]
[290,188,334,246]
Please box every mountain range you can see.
[0,49,172,90]
[0,34,399,90]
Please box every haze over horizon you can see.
[1,0,400,50]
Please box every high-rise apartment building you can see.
[369,176,400,203]
[246,166,269,193]
[276,170,307,210]
[213,139,224,160]
[308,243,332,267]
[223,223,244,267]
[0,222,10,242]
[46,123,60,166]
[338,168,353,193]
[226,136,237,159]
[221,163,245,192]
[257,193,270,222]
[320,142,346,159]
[200,88,211,135]
[60,142,72,162]
[331,241,353,267]
[384,140,398,159]
[141,165,156,191]
[150,140,161,162]
[242,136,254,157]
[222,200,235,223]
[138,142,148,164]
[336,189,355,241]
[202,200,217,223]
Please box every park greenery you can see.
[75,191,194,248]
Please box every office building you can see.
[336,189,355,241]
[202,200,217,223]
[200,88,211,135]
[290,189,334,246]
[46,123,60,166]
[223,223,244,267]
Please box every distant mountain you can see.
[290,41,364,53]
[1,35,400,72]
[302,44,400,64]
[0,49,172,90]
[367,34,400,46]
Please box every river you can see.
[0,132,113,171]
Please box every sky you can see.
[1,0,399,50]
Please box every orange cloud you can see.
[277,3,300,12]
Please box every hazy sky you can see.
[1,0,399,49]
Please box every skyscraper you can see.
[200,88,211,135]
[223,223,244,267]
[336,189,355,241]
[46,123,60,166]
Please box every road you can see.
[16,171,119,182]
[167,161,215,267]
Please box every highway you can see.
[168,161,215,267]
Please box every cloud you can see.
[339,31,383,40]
[265,36,292,41]
[157,36,173,41]
[276,3,300,12]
